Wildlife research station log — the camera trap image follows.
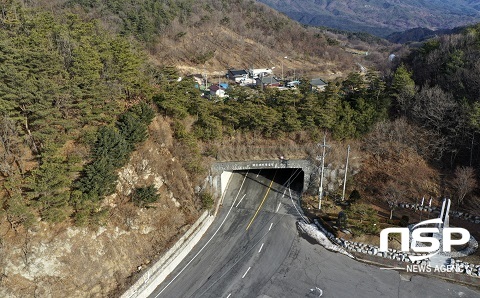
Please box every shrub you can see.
[200,192,214,210]
[349,189,361,203]
[345,203,379,235]
[337,211,348,230]
[132,185,159,207]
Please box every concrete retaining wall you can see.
[121,211,215,298]
[220,171,233,203]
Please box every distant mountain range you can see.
[258,0,480,37]
[385,27,466,44]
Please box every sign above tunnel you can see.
[251,162,276,168]
[212,159,312,172]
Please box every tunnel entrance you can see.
[210,159,314,203]
[238,169,304,194]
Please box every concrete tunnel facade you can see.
[210,159,314,201]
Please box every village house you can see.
[226,69,249,83]
[256,76,281,88]
[209,84,227,98]
[310,78,328,91]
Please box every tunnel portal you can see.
[210,159,314,202]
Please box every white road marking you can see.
[154,172,248,297]
[269,223,273,231]
[226,294,232,298]
[282,189,286,198]
[258,243,264,253]
[276,202,281,212]
[196,230,272,297]
[242,267,251,279]
[256,170,261,177]
[235,194,246,207]
[234,173,249,203]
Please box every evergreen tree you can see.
[75,126,129,203]
[117,112,149,150]
[27,154,72,222]
[390,64,416,115]
[132,185,159,207]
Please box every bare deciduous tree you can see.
[411,85,460,159]
[452,166,477,206]
[383,180,407,220]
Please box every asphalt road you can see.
[149,170,480,298]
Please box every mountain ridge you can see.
[258,0,480,37]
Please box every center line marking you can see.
[226,294,232,298]
[269,223,273,231]
[258,243,264,253]
[276,202,281,212]
[242,267,251,279]
[246,171,277,230]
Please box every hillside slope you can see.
[61,0,386,77]
[258,0,480,37]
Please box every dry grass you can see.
[209,132,361,166]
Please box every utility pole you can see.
[341,145,350,201]
[259,73,264,91]
[318,134,328,210]
[203,66,207,90]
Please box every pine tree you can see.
[390,64,416,115]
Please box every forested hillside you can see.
[0,4,156,226]
[357,23,480,212]
[396,24,480,166]
[386,27,463,44]
[0,0,385,229]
